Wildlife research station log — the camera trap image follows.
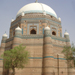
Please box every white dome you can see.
[44,26,50,30]
[64,32,69,35]
[16,2,57,18]
[3,33,8,37]
[15,26,22,31]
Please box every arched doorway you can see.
[30,29,36,34]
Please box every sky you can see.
[0,0,75,44]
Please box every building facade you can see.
[0,1,75,75]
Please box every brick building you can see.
[0,0,75,75]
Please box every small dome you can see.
[44,26,50,30]
[3,33,8,37]
[64,31,69,35]
[58,17,61,21]
[11,19,14,22]
[15,26,22,31]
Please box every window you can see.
[52,31,56,35]
[30,29,36,34]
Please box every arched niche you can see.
[52,31,56,35]
[30,29,36,34]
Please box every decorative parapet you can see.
[51,35,70,42]
[4,34,70,43]
[22,34,44,39]
[44,34,70,42]
[11,14,61,26]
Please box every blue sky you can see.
[0,0,75,44]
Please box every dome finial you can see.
[5,31,6,33]
[65,29,67,32]
[64,30,69,35]
[35,0,38,3]
[3,31,8,38]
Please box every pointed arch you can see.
[52,31,56,35]
[30,29,36,34]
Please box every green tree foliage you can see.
[62,44,75,67]
[2,44,30,75]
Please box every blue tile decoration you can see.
[11,18,61,26]
[27,23,39,34]
[22,28,23,34]
[16,10,57,18]
[43,28,44,34]
[0,56,66,60]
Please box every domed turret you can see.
[2,33,8,38]
[44,26,50,36]
[44,26,50,31]
[58,17,61,21]
[64,32,69,36]
[15,26,22,37]
[11,18,14,22]
[43,26,53,75]
[15,26,22,31]
[64,30,69,39]
[2,32,8,43]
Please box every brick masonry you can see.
[0,13,75,75]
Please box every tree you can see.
[2,44,30,75]
[62,44,75,67]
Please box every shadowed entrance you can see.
[30,29,36,34]
[52,31,56,35]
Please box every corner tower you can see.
[43,26,54,75]
[0,33,8,75]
